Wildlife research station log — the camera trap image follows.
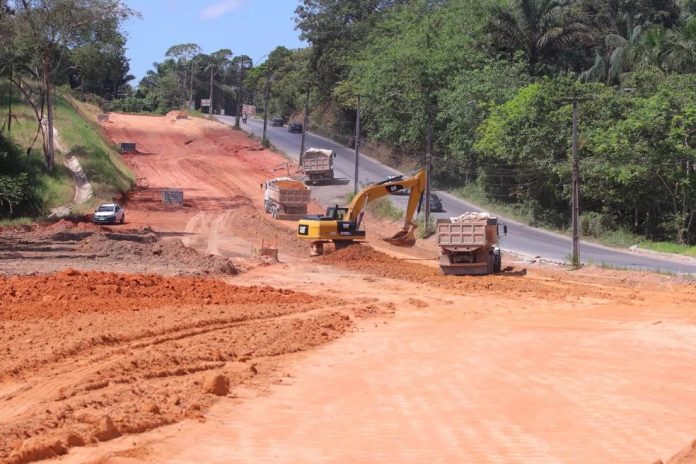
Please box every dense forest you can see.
[1,0,695,246]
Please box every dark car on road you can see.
[288,122,303,134]
[429,193,444,212]
[270,117,284,127]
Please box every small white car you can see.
[92,203,125,224]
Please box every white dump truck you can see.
[437,212,507,275]
[262,177,311,220]
[301,148,335,184]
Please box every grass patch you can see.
[368,197,403,221]
[639,241,696,258]
[416,213,435,238]
[1,82,75,215]
[58,94,135,211]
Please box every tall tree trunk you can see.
[43,56,55,172]
[189,62,194,110]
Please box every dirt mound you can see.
[320,244,618,301]
[0,270,310,321]
[76,233,238,275]
[0,271,351,463]
[271,179,308,190]
[656,439,696,464]
[165,110,188,121]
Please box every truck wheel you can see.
[333,240,353,250]
[494,254,502,273]
[310,242,324,256]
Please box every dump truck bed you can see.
[436,217,497,249]
[267,180,311,206]
[265,178,311,219]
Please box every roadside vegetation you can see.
[0,0,134,220]
[0,84,134,220]
[58,96,134,210]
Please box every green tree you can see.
[487,0,592,74]
[203,49,233,115]
[295,0,405,98]
[165,43,201,108]
[662,16,696,71]
[7,0,134,170]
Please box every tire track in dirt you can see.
[0,271,358,464]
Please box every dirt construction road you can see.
[2,113,695,464]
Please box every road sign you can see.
[120,143,136,154]
[200,99,211,107]
[162,189,184,206]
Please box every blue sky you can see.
[122,0,306,83]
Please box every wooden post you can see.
[571,98,580,268]
[354,94,361,194]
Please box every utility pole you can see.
[7,67,13,133]
[425,108,433,232]
[209,67,214,115]
[299,83,310,166]
[234,57,245,128]
[262,69,270,146]
[571,98,580,268]
[353,94,361,194]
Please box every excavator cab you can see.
[324,205,349,221]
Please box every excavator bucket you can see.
[384,225,417,247]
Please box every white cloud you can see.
[199,0,246,20]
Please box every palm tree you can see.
[605,24,667,82]
[488,0,590,74]
[662,16,696,73]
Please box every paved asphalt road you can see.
[217,115,696,274]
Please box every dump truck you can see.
[262,177,311,220]
[302,148,335,184]
[437,212,507,275]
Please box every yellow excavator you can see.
[297,169,426,256]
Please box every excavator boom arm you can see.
[345,169,426,231]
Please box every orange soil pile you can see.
[76,233,239,275]
[0,270,311,321]
[0,271,352,464]
[320,244,695,302]
[0,219,103,237]
[272,180,308,190]
[165,110,188,120]
[657,439,696,464]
